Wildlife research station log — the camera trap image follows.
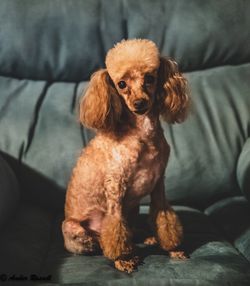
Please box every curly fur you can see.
[62,39,189,273]
[100,215,133,260]
[155,209,183,251]
[158,57,189,123]
[79,69,122,131]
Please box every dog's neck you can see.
[99,107,163,141]
[116,107,163,140]
[134,111,162,138]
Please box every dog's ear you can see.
[157,57,189,123]
[79,69,122,131]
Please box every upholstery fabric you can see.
[0,0,250,81]
[0,154,19,227]
[2,204,250,285]
[205,197,250,262]
[0,65,249,210]
[125,0,250,71]
[1,64,250,210]
[237,139,250,201]
[164,64,250,209]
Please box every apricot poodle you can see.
[62,39,189,273]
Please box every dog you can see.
[62,39,189,273]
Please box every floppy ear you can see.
[157,57,189,123]
[79,69,122,131]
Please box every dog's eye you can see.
[144,75,155,85]
[118,81,127,89]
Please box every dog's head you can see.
[79,39,189,131]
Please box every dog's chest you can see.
[124,137,169,206]
[130,147,162,191]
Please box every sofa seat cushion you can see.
[1,203,250,284]
[39,206,250,285]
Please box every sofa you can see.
[0,0,250,285]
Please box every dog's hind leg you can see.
[62,218,99,254]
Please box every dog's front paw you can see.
[114,256,140,273]
[169,251,187,259]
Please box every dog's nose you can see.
[133,99,147,110]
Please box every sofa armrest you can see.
[237,138,250,201]
[0,154,20,228]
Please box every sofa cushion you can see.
[1,203,249,284]
[237,138,250,201]
[126,0,250,72]
[0,76,46,159]
[0,154,19,227]
[0,0,124,82]
[0,0,249,82]
[1,63,250,210]
[162,63,250,209]
[0,76,92,210]
[40,206,250,285]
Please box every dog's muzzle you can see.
[133,99,148,114]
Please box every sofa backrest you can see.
[1,0,250,81]
[0,0,249,210]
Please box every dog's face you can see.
[79,39,189,131]
[112,68,158,115]
[106,39,160,115]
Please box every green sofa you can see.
[0,0,250,285]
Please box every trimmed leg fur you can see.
[155,209,183,251]
[62,219,99,254]
[150,177,183,252]
[100,215,134,260]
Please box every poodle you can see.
[62,39,189,273]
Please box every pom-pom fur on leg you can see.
[100,215,134,260]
